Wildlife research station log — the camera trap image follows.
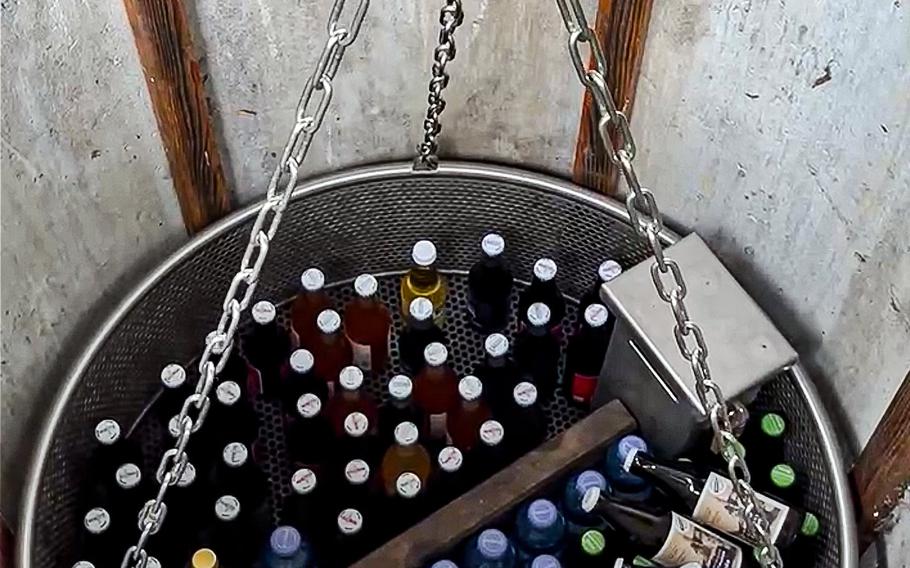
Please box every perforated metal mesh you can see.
[25,165,845,567]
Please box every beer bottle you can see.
[87,418,141,481]
[399,297,446,374]
[603,435,652,502]
[467,232,514,332]
[190,548,219,568]
[767,463,800,504]
[333,508,368,568]
[210,441,268,504]
[564,303,612,408]
[581,486,744,568]
[517,258,565,333]
[471,419,509,481]
[380,421,432,496]
[155,363,191,424]
[291,267,333,350]
[463,528,516,568]
[562,470,610,537]
[77,506,117,566]
[740,411,787,475]
[280,467,327,539]
[378,375,426,445]
[432,446,467,508]
[243,300,292,398]
[328,366,378,439]
[514,303,560,402]
[413,342,459,443]
[282,349,329,411]
[579,259,622,315]
[447,376,492,452]
[783,512,821,566]
[563,529,610,568]
[500,382,546,457]
[207,331,256,402]
[389,471,428,537]
[197,494,265,567]
[514,498,567,557]
[311,309,352,390]
[338,411,377,466]
[203,380,259,456]
[262,526,313,568]
[344,274,392,373]
[286,393,333,471]
[473,333,519,414]
[339,458,374,514]
[400,239,448,326]
[106,462,147,528]
[529,554,561,568]
[149,462,204,565]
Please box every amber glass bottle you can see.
[344,274,391,373]
[290,267,333,349]
[413,342,459,443]
[447,376,492,452]
[311,309,352,391]
[379,421,432,496]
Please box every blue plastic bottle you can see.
[562,469,610,537]
[530,554,561,568]
[464,528,517,568]
[262,526,312,568]
[515,499,566,558]
[604,434,652,501]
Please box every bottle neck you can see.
[408,316,434,331]
[486,353,506,368]
[590,495,670,551]
[630,452,703,511]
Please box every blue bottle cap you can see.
[575,470,608,495]
[605,435,649,489]
[527,499,558,529]
[430,561,459,568]
[269,526,301,557]
[477,529,509,559]
[531,554,562,568]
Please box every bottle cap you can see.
[479,420,504,446]
[581,486,601,513]
[533,258,558,282]
[584,304,609,328]
[409,297,434,321]
[222,442,249,468]
[291,468,317,495]
[316,309,341,333]
[527,498,558,529]
[437,446,464,473]
[481,233,505,257]
[296,393,322,418]
[344,459,370,485]
[83,507,110,534]
[115,463,142,489]
[761,412,787,438]
[337,508,363,535]
[214,495,240,521]
[289,349,315,373]
[477,528,509,559]
[770,463,796,489]
[574,470,607,496]
[412,240,437,266]
[160,363,187,389]
[424,342,448,366]
[146,558,161,568]
[394,421,419,446]
[73,562,95,568]
[527,302,551,327]
[216,381,241,406]
[191,548,218,568]
[801,512,820,537]
[388,375,413,400]
[513,382,538,407]
[252,300,277,324]
[458,376,483,401]
[430,561,458,568]
[339,366,364,390]
[396,472,422,498]
[616,435,649,473]
[343,412,369,438]
[167,415,183,439]
[300,267,325,292]
[597,260,623,283]
[484,333,509,357]
[581,529,606,556]
[94,418,121,445]
[531,555,561,568]
[270,526,302,557]
[177,462,196,487]
[354,274,379,297]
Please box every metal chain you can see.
[414,0,464,170]
[553,1,783,566]
[119,1,369,566]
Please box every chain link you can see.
[119,1,369,565]
[554,1,783,565]
[414,0,464,170]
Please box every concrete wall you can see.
[2,0,908,563]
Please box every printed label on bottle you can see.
[571,373,598,404]
[652,512,742,568]
[429,412,448,440]
[693,472,789,546]
[350,339,372,371]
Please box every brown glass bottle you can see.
[344,274,391,373]
[447,376,492,452]
[291,268,333,350]
[328,366,378,439]
[379,421,432,496]
[311,309,352,392]
[413,342,459,443]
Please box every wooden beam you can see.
[572,0,654,195]
[852,368,910,550]
[123,0,231,234]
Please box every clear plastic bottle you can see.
[400,239,448,325]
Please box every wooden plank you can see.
[354,400,636,567]
[122,0,231,234]
[572,0,654,195]
[852,369,910,550]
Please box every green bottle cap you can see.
[632,556,659,567]
[581,530,606,555]
[761,413,786,438]
[770,463,796,489]
[801,512,820,536]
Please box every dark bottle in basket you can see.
[282,349,329,410]
[338,411,377,466]
[473,333,519,414]
[515,498,567,558]
[87,418,142,481]
[447,376,492,452]
[517,258,565,333]
[243,300,292,398]
[514,303,560,402]
[500,381,547,457]
[262,525,314,568]
[280,468,329,540]
[207,331,257,401]
[312,309,353,392]
[399,297,446,374]
[529,554,561,568]
[380,421,432,497]
[782,512,821,566]
[196,494,268,567]
[149,462,205,565]
[332,508,369,568]
[328,366,378,439]
[463,528,517,568]
[105,462,148,529]
[155,363,192,423]
[337,459,375,516]
[291,267,333,350]
[470,419,510,481]
[564,303,612,407]
[432,446,467,508]
[579,259,622,315]
[286,393,334,470]
[562,470,610,538]
[413,342,459,443]
[203,380,259,455]
[467,232,514,332]
[344,274,392,373]
[210,441,269,504]
[385,471,429,540]
[378,374,426,445]
[603,435,652,502]
[740,411,788,476]
[562,529,610,568]
[77,506,118,567]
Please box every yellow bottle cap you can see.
[192,548,218,568]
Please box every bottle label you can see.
[345,459,370,485]
[338,508,363,535]
[84,508,110,534]
[94,419,120,445]
[396,472,422,498]
[428,412,448,440]
[693,472,789,546]
[350,339,372,371]
[652,512,743,568]
[438,446,464,472]
[215,495,241,521]
[291,468,317,495]
[570,373,598,404]
[216,381,241,406]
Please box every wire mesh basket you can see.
[19,162,856,567]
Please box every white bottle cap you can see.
[354,274,379,297]
[291,468,317,495]
[73,562,95,568]
[339,366,364,390]
[394,421,419,446]
[177,462,196,487]
[388,375,413,400]
[458,376,483,401]
[598,260,622,283]
[252,300,277,324]
[481,233,505,257]
[513,382,539,407]
[215,495,241,521]
[396,472,422,498]
[484,333,509,358]
[300,267,325,291]
[222,442,249,468]
[83,507,110,534]
[337,508,363,535]
[296,393,322,418]
[146,557,161,568]
[437,446,464,473]
[344,412,369,438]
[527,302,551,327]
[167,415,182,439]
[584,304,609,328]
[160,363,187,389]
[344,459,370,485]
[216,381,242,406]
[424,342,448,366]
[409,297,434,321]
[316,309,341,334]
[94,419,121,445]
[289,349,315,373]
[115,463,142,489]
[412,240,437,266]
[533,258,558,282]
[479,420,505,446]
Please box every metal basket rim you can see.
[17,160,856,568]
